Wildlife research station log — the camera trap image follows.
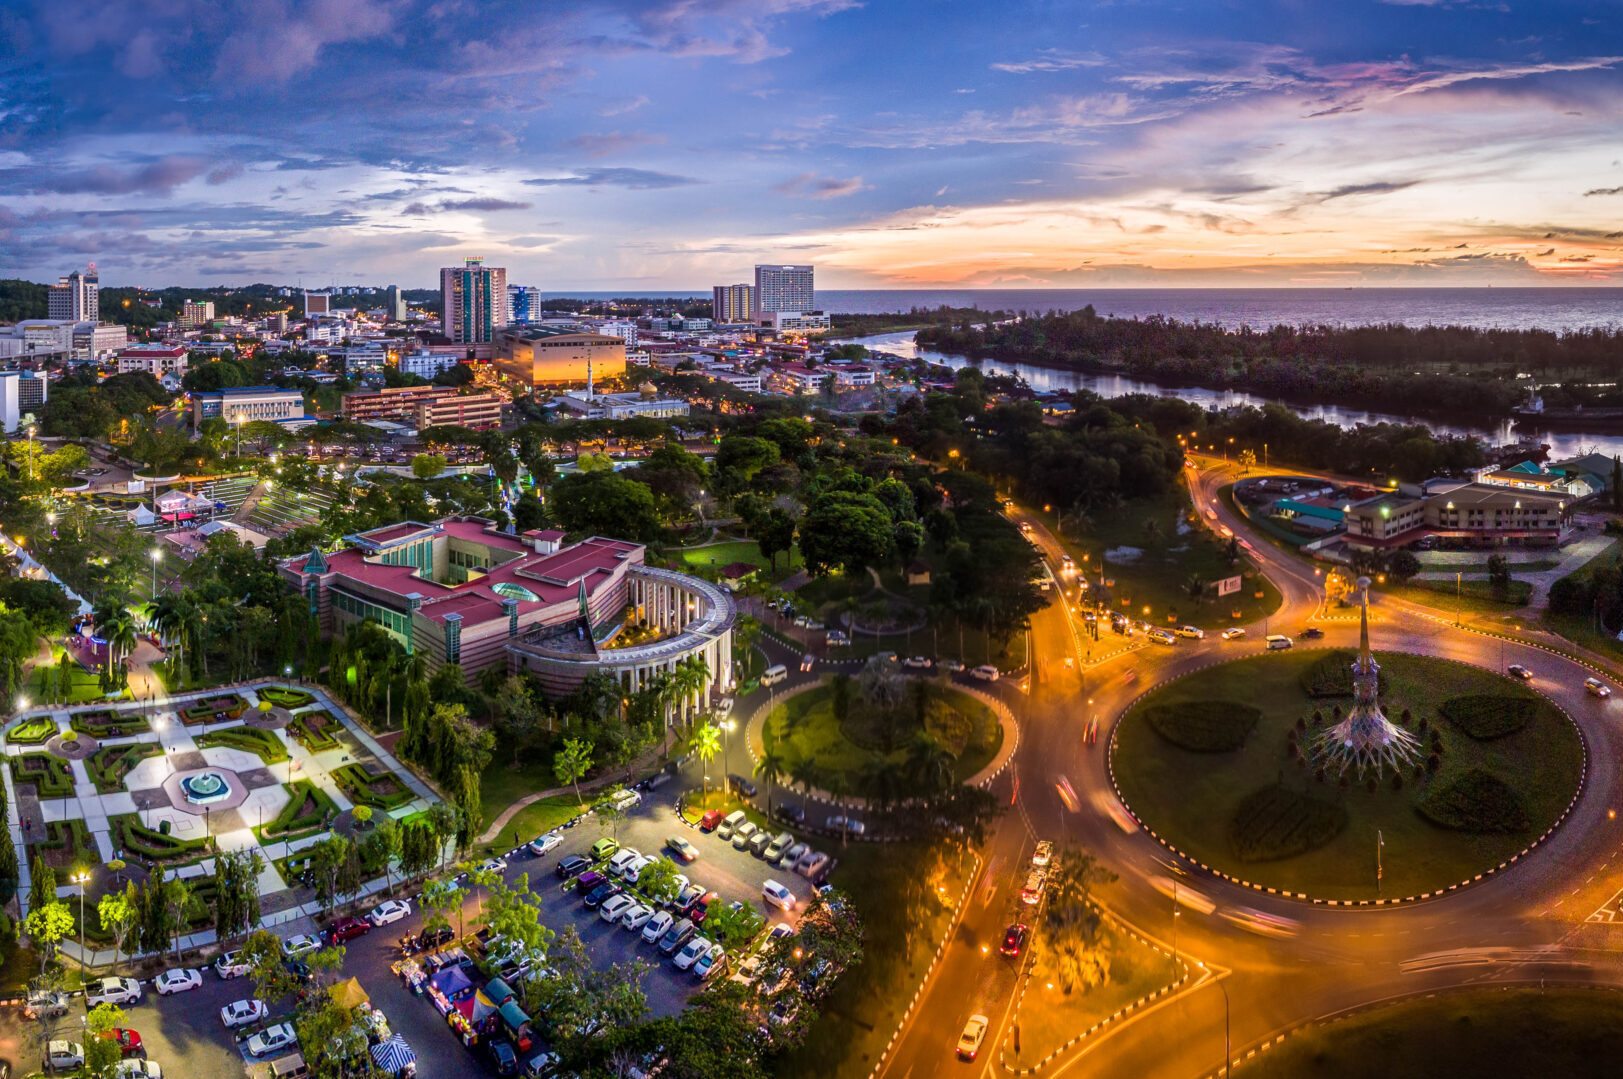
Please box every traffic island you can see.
[1110,651,1584,902]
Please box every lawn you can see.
[479,758,564,836]
[1238,989,1623,1079]
[1111,650,1584,900]
[1543,539,1623,659]
[774,841,973,1079]
[24,661,122,705]
[481,795,585,855]
[674,538,803,581]
[1383,576,1534,615]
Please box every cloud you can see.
[774,172,867,199]
[992,49,1107,74]
[522,168,699,189]
[213,0,396,86]
[1584,185,1623,196]
[206,162,245,185]
[1317,180,1421,201]
[2,156,211,196]
[564,131,665,157]
[402,197,533,215]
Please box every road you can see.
[876,456,1623,1079]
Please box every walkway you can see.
[1413,532,1615,609]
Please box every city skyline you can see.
[2,1,1621,288]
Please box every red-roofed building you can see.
[282,517,735,718]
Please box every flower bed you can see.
[29,818,95,872]
[87,743,164,794]
[178,694,249,725]
[257,685,316,709]
[109,813,211,863]
[196,726,290,764]
[288,710,342,753]
[6,718,56,745]
[70,708,152,738]
[331,762,414,811]
[263,779,338,839]
[10,753,75,797]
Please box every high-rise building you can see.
[508,285,541,324]
[712,283,753,323]
[600,321,639,348]
[181,300,215,328]
[0,370,49,433]
[48,266,99,322]
[752,265,814,319]
[385,285,406,321]
[304,291,332,317]
[441,258,509,344]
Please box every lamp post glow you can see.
[72,870,89,962]
[722,718,736,779]
[149,548,162,600]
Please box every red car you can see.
[687,890,720,924]
[100,1028,143,1057]
[327,917,371,944]
[1000,923,1028,958]
[698,809,723,832]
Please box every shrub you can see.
[11,754,74,797]
[195,727,290,764]
[264,780,338,838]
[1417,769,1530,833]
[288,710,341,752]
[69,709,151,737]
[1228,785,1348,861]
[6,718,56,745]
[1438,695,1536,741]
[109,814,209,862]
[258,686,315,708]
[179,694,248,724]
[1144,700,1262,752]
[1299,650,1387,698]
[88,744,163,793]
[331,763,414,810]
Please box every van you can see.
[591,838,620,861]
[607,787,641,813]
[1266,634,1293,651]
[971,664,1000,682]
[764,832,795,862]
[762,880,796,911]
[715,810,748,840]
[761,665,788,687]
[747,830,774,858]
[607,848,641,877]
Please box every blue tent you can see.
[370,1035,415,1074]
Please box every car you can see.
[764,831,795,862]
[970,664,1000,682]
[1000,923,1032,960]
[153,968,203,996]
[522,1050,563,1079]
[957,1015,990,1061]
[555,854,590,879]
[326,917,371,944]
[826,815,865,836]
[45,1042,85,1072]
[716,810,747,839]
[762,879,797,911]
[583,881,623,909]
[774,802,807,825]
[220,998,268,1028]
[623,855,654,883]
[1506,664,1533,681]
[1221,907,1301,939]
[478,856,510,874]
[621,903,655,931]
[1018,521,1033,534]
[488,1038,519,1076]
[99,1028,143,1058]
[673,936,714,971]
[215,951,251,978]
[667,836,700,862]
[1031,840,1053,868]
[687,890,721,923]
[715,697,735,718]
[694,946,727,982]
[1266,634,1294,651]
[416,925,456,952]
[1586,677,1611,698]
[282,934,321,959]
[25,989,70,1019]
[938,658,965,673]
[902,656,932,670]
[367,899,412,926]
[698,809,724,832]
[727,774,758,798]
[1147,627,1176,645]
[794,849,831,880]
[1221,627,1247,640]
[608,847,643,878]
[113,1062,163,1079]
[1176,625,1205,639]
[246,1022,298,1058]
[642,910,675,944]
[777,840,809,869]
[526,832,563,857]
[600,894,636,923]
[1301,626,1325,639]
[731,821,760,850]
[800,653,815,672]
[673,882,706,911]
[85,977,142,1006]
[1020,868,1045,905]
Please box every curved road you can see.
[875,457,1623,1079]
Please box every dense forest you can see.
[916,306,1623,420]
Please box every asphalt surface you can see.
[875,457,1623,1079]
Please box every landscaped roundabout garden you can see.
[1111,650,1584,901]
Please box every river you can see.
[844,331,1623,462]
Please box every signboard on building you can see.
[1216,575,1242,597]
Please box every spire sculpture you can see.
[1314,577,1422,779]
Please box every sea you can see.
[553,287,1623,333]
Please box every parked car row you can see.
[699,808,831,878]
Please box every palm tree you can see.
[148,592,197,684]
[788,756,824,799]
[754,748,789,815]
[859,756,903,812]
[906,731,956,796]
[667,654,710,729]
[101,611,138,690]
[693,722,722,796]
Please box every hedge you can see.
[108,813,210,863]
[88,743,164,793]
[179,694,249,724]
[1228,785,1349,861]
[331,762,414,810]
[1417,769,1530,833]
[258,686,316,709]
[196,726,290,764]
[288,710,341,753]
[11,753,75,798]
[1438,695,1536,741]
[264,780,338,839]
[29,819,95,874]
[6,718,56,745]
[1299,650,1388,698]
[1144,700,1262,752]
[69,709,152,738]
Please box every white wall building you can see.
[397,350,462,379]
[753,264,814,318]
[48,268,99,322]
[0,370,49,432]
[600,321,639,348]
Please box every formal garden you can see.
[1111,650,1584,900]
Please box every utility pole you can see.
[1217,976,1231,1078]
[1456,571,1462,628]
[1377,829,1384,895]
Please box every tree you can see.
[700,900,763,950]
[24,902,72,975]
[496,675,546,767]
[411,453,448,480]
[592,788,629,841]
[1487,553,1512,596]
[549,470,663,542]
[1613,456,1622,514]
[426,801,460,874]
[641,980,768,1079]
[635,857,682,909]
[419,877,468,941]
[159,878,192,961]
[554,736,594,807]
[97,887,138,974]
[213,848,265,941]
[1389,549,1422,583]
[83,1002,128,1078]
[798,491,895,577]
[754,748,789,814]
[360,817,401,895]
[757,507,797,571]
[693,722,722,795]
[241,927,301,1006]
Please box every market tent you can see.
[485,977,515,1005]
[370,1035,415,1073]
[428,965,475,1000]
[498,1001,531,1030]
[330,977,370,1010]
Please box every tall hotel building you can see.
[508,284,542,324]
[752,264,814,319]
[48,266,99,322]
[440,258,509,344]
[711,283,754,324]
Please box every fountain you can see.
[179,771,232,806]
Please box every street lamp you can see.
[72,869,89,963]
[722,718,736,778]
[149,547,162,601]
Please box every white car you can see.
[672,936,714,971]
[154,968,203,995]
[902,656,933,670]
[282,934,321,959]
[46,1041,85,1071]
[1585,677,1611,698]
[600,894,636,923]
[368,899,412,926]
[114,1062,164,1078]
[247,1022,298,1057]
[215,951,250,979]
[715,697,734,718]
[527,832,563,857]
[1031,840,1054,868]
[694,946,726,981]
[957,1015,990,1061]
[970,664,1000,682]
[762,879,796,912]
[1221,627,1246,640]
[621,903,655,932]
[220,998,268,1028]
[478,857,509,874]
[85,976,142,1006]
[642,910,675,944]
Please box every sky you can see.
[2,0,1621,290]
